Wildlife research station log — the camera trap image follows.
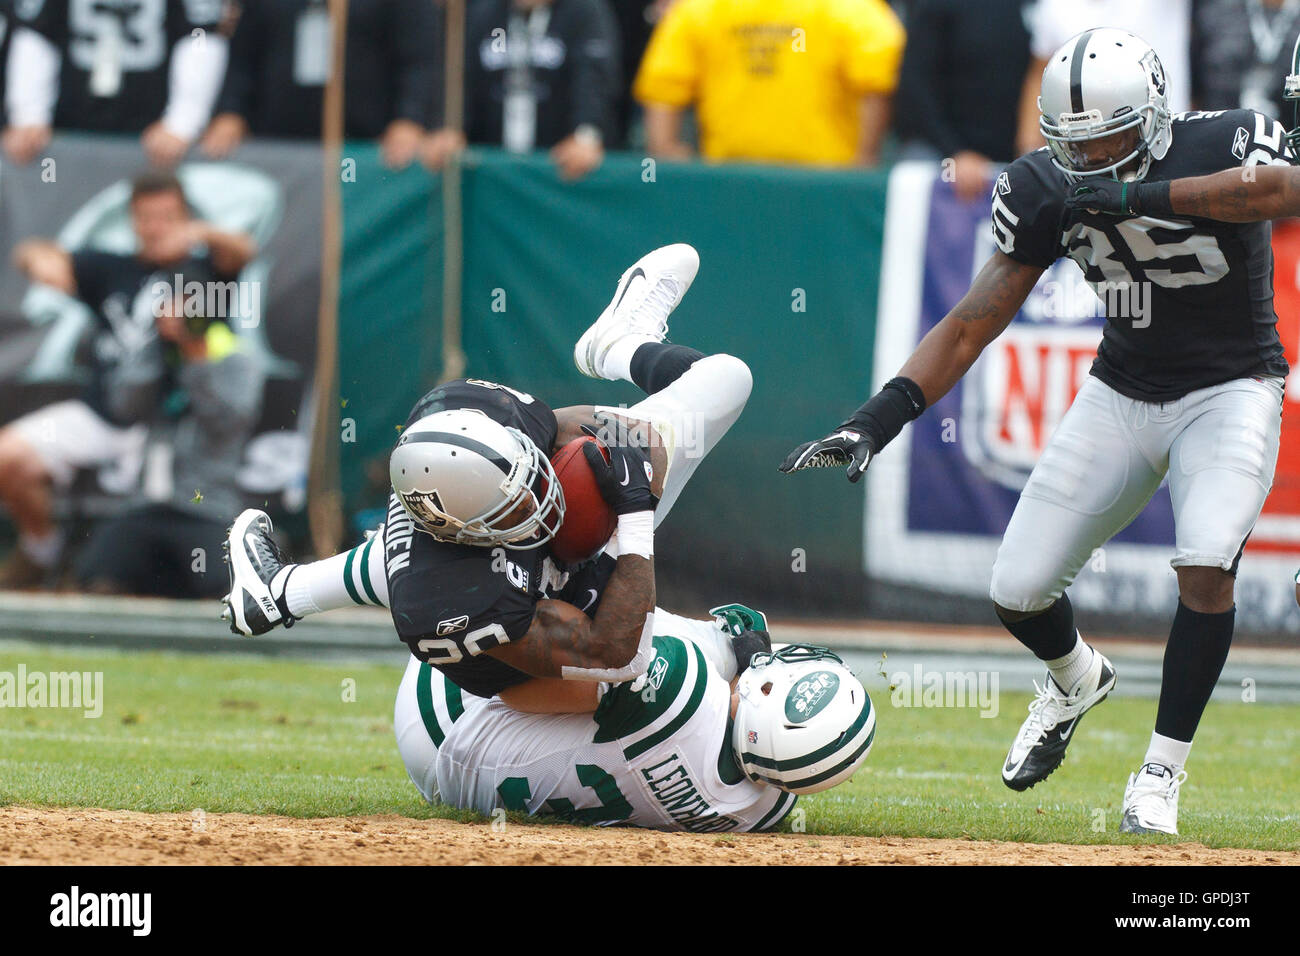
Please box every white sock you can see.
[602,334,658,383]
[283,534,389,617]
[19,529,64,568]
[1143,732,1191,772]
[1045,632,1094,691]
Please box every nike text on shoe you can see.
[574,243,700,379]
[1120,762,1187,835]
[223,508,298,636]
[1001,648,1116,791]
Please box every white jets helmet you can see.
[732,644,875,795]
[1038,28,1172,182]
[390,408,564,548]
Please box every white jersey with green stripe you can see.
[398,628,796,833]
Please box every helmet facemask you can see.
[1042,109,1154,181]
[1284,34,1300,160]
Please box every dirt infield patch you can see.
[2,807,1296,865]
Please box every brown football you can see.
[550,436,618,563]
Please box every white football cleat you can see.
[222,509,298,637]
[575,243,700,380]
[1119,762,1187,835]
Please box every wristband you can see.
[1132,180,1173,218]
[845,377,927,453]
[616,511,654,559]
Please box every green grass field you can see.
[2,639,1297,850]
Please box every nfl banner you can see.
[867,162,1300,633]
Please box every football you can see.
[550,435,618,563]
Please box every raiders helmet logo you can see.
[401,489,451,528]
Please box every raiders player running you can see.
[782,29,1290,836]
[224,244,759,703]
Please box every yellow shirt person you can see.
[634,0,905,167]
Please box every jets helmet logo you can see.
[784,670,841,723]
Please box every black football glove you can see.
[778,425,876,483]
[580,425,658,515]
[1065,178,1172,218]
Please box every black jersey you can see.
[384,378,616,698]
[18,0,222,133]
[992,109,1291,402]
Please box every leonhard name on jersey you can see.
[640,751,742,833]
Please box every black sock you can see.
[996,594,1077,661]
[1155,601,1235,741]
[629,343,705,395]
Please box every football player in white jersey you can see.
[394,604,876,832]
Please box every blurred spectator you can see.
[422,0,622,181]
[0,172,256,590]
[609,0,671,147]
[893,0,1032,200]
[73,292,263,598]
[1016,0,1191,157]
[201,0,439,169]
[1193,0,1300,119]
[633,0,905,167]
[3,0,230,167]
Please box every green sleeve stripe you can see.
[415,662,445,747]
[358,536,381,606]
[444,675,465,721]
[752,791,797,833]
[341,546,364,607]
[624,645,709,760]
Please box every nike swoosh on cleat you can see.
[612,268,645,312]
[245,534,264,567]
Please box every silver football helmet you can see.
[1038,28,1172,181]
[732,644,876,795]
[390,408,564,548]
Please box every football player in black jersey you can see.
[224,244,761,711]
[782,29,1291,836]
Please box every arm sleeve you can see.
[389,0,439,127]
[989,158,1064,269]
[566,0,621,138]
[840,0,907,97]
[893,0,965,156]
[632,0,700,108]
[1028,0,1067,60]
[161,31,229,140]
[5,26,59,126]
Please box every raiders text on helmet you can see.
[389,408,565,548]
[732,643,875,795]
[1038,28,1172,182]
